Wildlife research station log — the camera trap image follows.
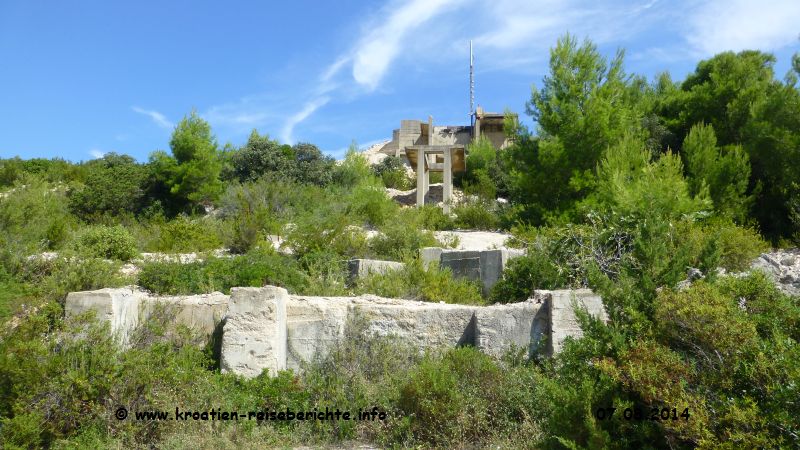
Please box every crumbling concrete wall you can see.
[538,289,608,354]
[64,287,228,347]
[347,259,405,283]
[64,286,607,379]
[220,287,287,377]
[422,247,525,295]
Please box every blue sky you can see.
[1,0,798,162]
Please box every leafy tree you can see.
[291,142,335,185]
[168,111,223,206]
[227,131,335,186]
[228,130,291,182]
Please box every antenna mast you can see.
[469,40,475,126]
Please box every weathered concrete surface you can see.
[65,286,608,379]
[347,259,405,282]
[424,247,525,295]
[285,296,350,371]
[540,289,608,355]
[285,295,477,371]
[475,300,547,358]
[64,287,228,346]
[352,297,477,349]
[65,287,142,346]
[221,287,287,378]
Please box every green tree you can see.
[147,111,223,213]
[68,153,147,220]
[657,50,800,240]
[681,123,752,221]
[228,130,291,182]
[508,34,645,224]
[228,131,335,186]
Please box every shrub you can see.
[332,146,379,189]
[356,259,484,305]
[372,156,413,190]
[397,347,538,447]
[70,225,138,261]
[368,223,439,261]
[153,216,222,253]
[346,185,397,228]
[0,175,72,253]
[453,200,501,230]
[67,153,147,220]
[137,250,308,295]
[286,211,369,260]
[489,248,567,303]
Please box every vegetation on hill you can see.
[0,34,798,448]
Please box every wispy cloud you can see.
[206,0,800,154]
[132,106,174,129]
[89,149,106,159]
[281,97,331,144]
[350,0,466,90]
[685,0,800,56]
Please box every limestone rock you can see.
[751,249,800,296]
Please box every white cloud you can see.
[89,149,106,159]
[280,96,331,144]
[132,106,174,129]
[686,0,800,56]
[351,0,465,90]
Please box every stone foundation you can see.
[65,286,607,378]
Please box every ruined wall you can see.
[64,287,228,346]
[65,286,607,379]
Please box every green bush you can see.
[489,249,567,304]
[356,259,484,305]
[453,200,501,230]
[398,347,538,447]
[346,185,397,227]
[372,156,413,190]
[153,216,223,253]
[368,223,439,261]
[137,250,308,295]
[0,176,72,253]
[67,153,147,220]
[70,225,138,261]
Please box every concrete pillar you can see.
[417,148,426,207]
[423,156,429,196]
[443,148,453,213]
[221,286,288,378]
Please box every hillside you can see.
[1,36,799,449]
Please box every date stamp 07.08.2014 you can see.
[594,406,690,422]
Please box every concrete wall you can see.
[347,259,405,284]
[64,287,228,347]
[64,286,607,379]
[422,247,525,295]
[220,287,288,377]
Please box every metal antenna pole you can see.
[469,40,474,127]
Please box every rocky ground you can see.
[385,183,466,207]
[751,248,800,296]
